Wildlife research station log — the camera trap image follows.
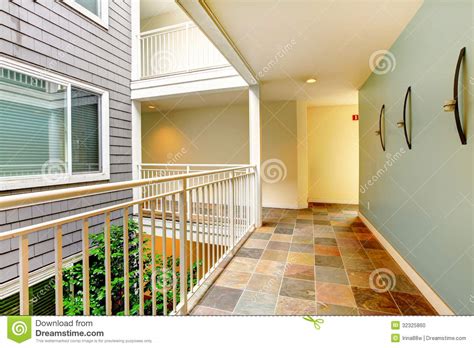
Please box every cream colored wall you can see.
[307,105,359,204]
[141,104,249,164]
[141,100,306,209]
[141,10,189,32]
[261,101,299,209]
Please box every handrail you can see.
[0,171,255,241]
[0,165,254,211]
[0,189,182,241]
[141,163,247,168]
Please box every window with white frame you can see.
[62,0,109,28]
[0,60,109,190]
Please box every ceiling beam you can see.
[176,0,258,86]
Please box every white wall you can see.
[307,105,359,204]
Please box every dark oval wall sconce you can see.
[443,47,467,145]
[397,86,412,149]
[375,104,386,151]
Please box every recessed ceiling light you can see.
[148,105,156,109]
[306,78,317,84]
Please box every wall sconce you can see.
[443,47,467,145]
[375,104,386,151]
[398,86,412,149]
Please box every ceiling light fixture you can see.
[148,105,156,109]
[306,78,317,84]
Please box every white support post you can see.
[131,0,141,218]
[132,100,142,215]
[249,84,262,227]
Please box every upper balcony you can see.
[140,22,230,79]
[131,1,247,100]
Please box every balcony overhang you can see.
[131,66,248,100]
[176,0,258,86]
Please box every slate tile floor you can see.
[191,203,437,316]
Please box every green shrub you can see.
[62,219,199,315]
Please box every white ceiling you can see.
[205,0,423,105]
[142,89,248,112]
[140,0,178,19]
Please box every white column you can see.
[132,101,142,208]
[131,0,141,211]
[296,100,309,209]
[249,84,262,227]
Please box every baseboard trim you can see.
[309,198,359,205]
[263,203,299,209]
[359,213,455,315]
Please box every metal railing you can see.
[0,164,257,315]
[140,22,230,79]
[139,163,249,210]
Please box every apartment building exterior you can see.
[0,0,133,294]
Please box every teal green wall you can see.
[359,0,473,314]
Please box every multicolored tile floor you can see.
[191,203,437,316]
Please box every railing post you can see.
[178,178,188,314]
[82,219,90,315]
[104,212,112,316]
[19,235,29,315]
[229,171,235,247]
[54,225,63,315]
[138,204,144,315]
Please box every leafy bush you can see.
[62,219,199,315]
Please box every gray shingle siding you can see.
[0,0,133,283]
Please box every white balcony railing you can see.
[0,164,257,315]
[140,22,230,79]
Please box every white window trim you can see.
[62,0,109,29]
[0,57,110,191]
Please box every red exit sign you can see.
[352,114,359,121]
